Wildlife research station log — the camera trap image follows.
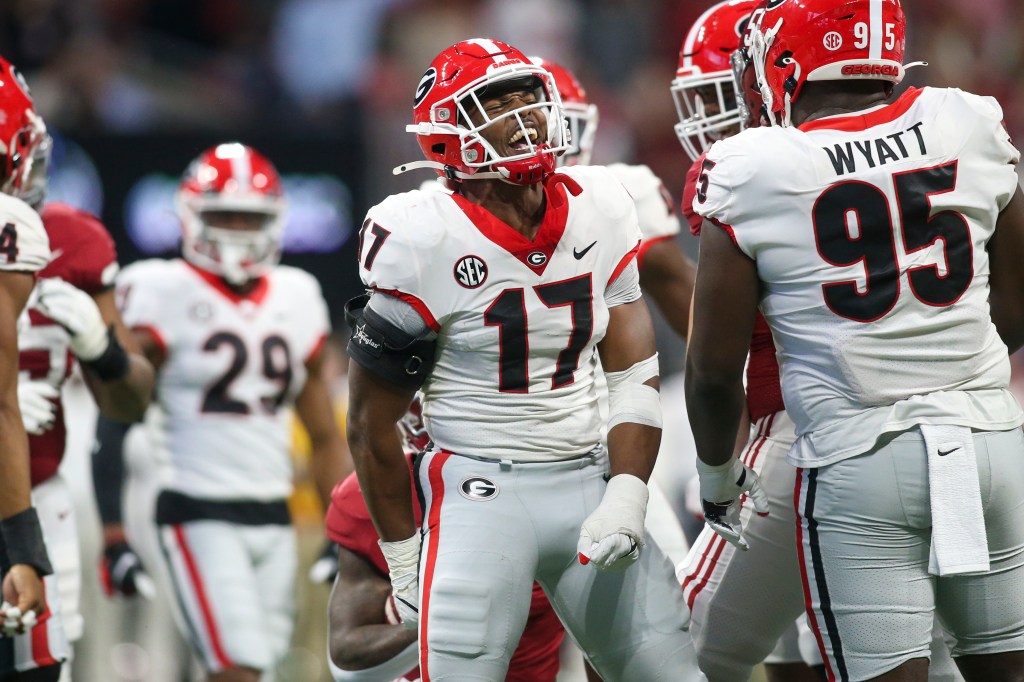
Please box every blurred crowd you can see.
[6,0,1022,207]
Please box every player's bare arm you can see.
[637,238,696,341]
[597,297,662,481]
[0,270,50,620]
[78,288,155,422]
[685,219,759,468]
[346,362,418,543]
[295,347,352,509]
[988,185,1024,353]
[328,545,417,671]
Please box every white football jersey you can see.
[606,163,680,244]
[361,165,643,462]
[118,259,330,499]
[696,87,1023,467]
[0,193,49,273]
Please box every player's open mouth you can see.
[508,127,539,151]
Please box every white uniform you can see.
[117,258,330,673]
[361,166,699,681]
[0,194,64,678]
[696,86,1024,680]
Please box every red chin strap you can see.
[493,145,558,185]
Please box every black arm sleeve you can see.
[92,415,131,525]
[344,294,437,389]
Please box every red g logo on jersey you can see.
[454,255,488,289]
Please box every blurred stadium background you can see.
[3,0,1022,680]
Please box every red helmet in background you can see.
[0,56,47,200]
[671,0,761,161]
[176,142,286,285]
[750,0,907,126]
[395,38,570,186]
[530,57,598,166]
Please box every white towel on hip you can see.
[920,424,989,576]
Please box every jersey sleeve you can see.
[324,474,389,576]
[692,135,761,258]
[0,194,49,273]
[116,260,174,351]
[358,196,446,331]
[608,163,681,242]
[287,269,332,364]
[682,155,706,236]
[39,204,119,293]
[955,90,1020,211]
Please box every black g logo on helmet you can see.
[765,0,788,8]
[414,67,437,107]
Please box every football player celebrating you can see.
[687,1,1024,680]
[346,38,699,681]
[93,143,348,682]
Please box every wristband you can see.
[82,327,130,382]
[1,508,53,576]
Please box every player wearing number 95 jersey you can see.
[103,143,349,682]
[346,38,698,682]
[686,0,1024,680]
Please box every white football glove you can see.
[33,278,109,361]
[379,534,421,629]
[0,602,37,636]
[697,456,769,551]
[17,379,59,435]
[577,474,648,571]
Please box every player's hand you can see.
[1,565,45,636]
[308,540,340,584]
[379,534,421,629]
[100,541,152,599]
[33,278,110,361]
[697,457,769,550]
[577,474,648,571]
[17,378,59,435]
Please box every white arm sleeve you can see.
[604,260,642,308]
[365,292,437,341]
[329,641,419,682]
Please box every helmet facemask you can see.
[671,71,742,160]
[558,100,599,167]
[0,109,47,200]
[178,195,285,287]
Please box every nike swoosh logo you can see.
[573,241,597,260]
[938,447,959,456]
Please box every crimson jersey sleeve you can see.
[682,153,707,236]
[38,203,119,293]
[325,474,390,576]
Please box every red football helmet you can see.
[176,143,286,285]
[0,56,47,200]
[530,57,598,166]
[750,0,907,127]
[671,0,761,161]
[395,38,570,185]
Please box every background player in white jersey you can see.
[672,3,827,681]
[0,54,61,682]
[347,38,698,681]
[8,128,156,682]
[687,0,1024,679]
[93,143,349,682]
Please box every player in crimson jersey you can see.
[347,38,698,681]
[10,135,156,679]
[687,0,1024,679]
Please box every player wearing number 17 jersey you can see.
[687,0,1024,680]
[347,39,697,682]
[107,143,348,682]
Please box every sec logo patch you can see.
[459,476,499,501]
[454,255,488,288]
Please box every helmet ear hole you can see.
[431,143,445,155]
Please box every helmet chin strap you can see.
[394,145,558,186]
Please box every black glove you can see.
[100,541,147,597]
[309,540,340,584]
